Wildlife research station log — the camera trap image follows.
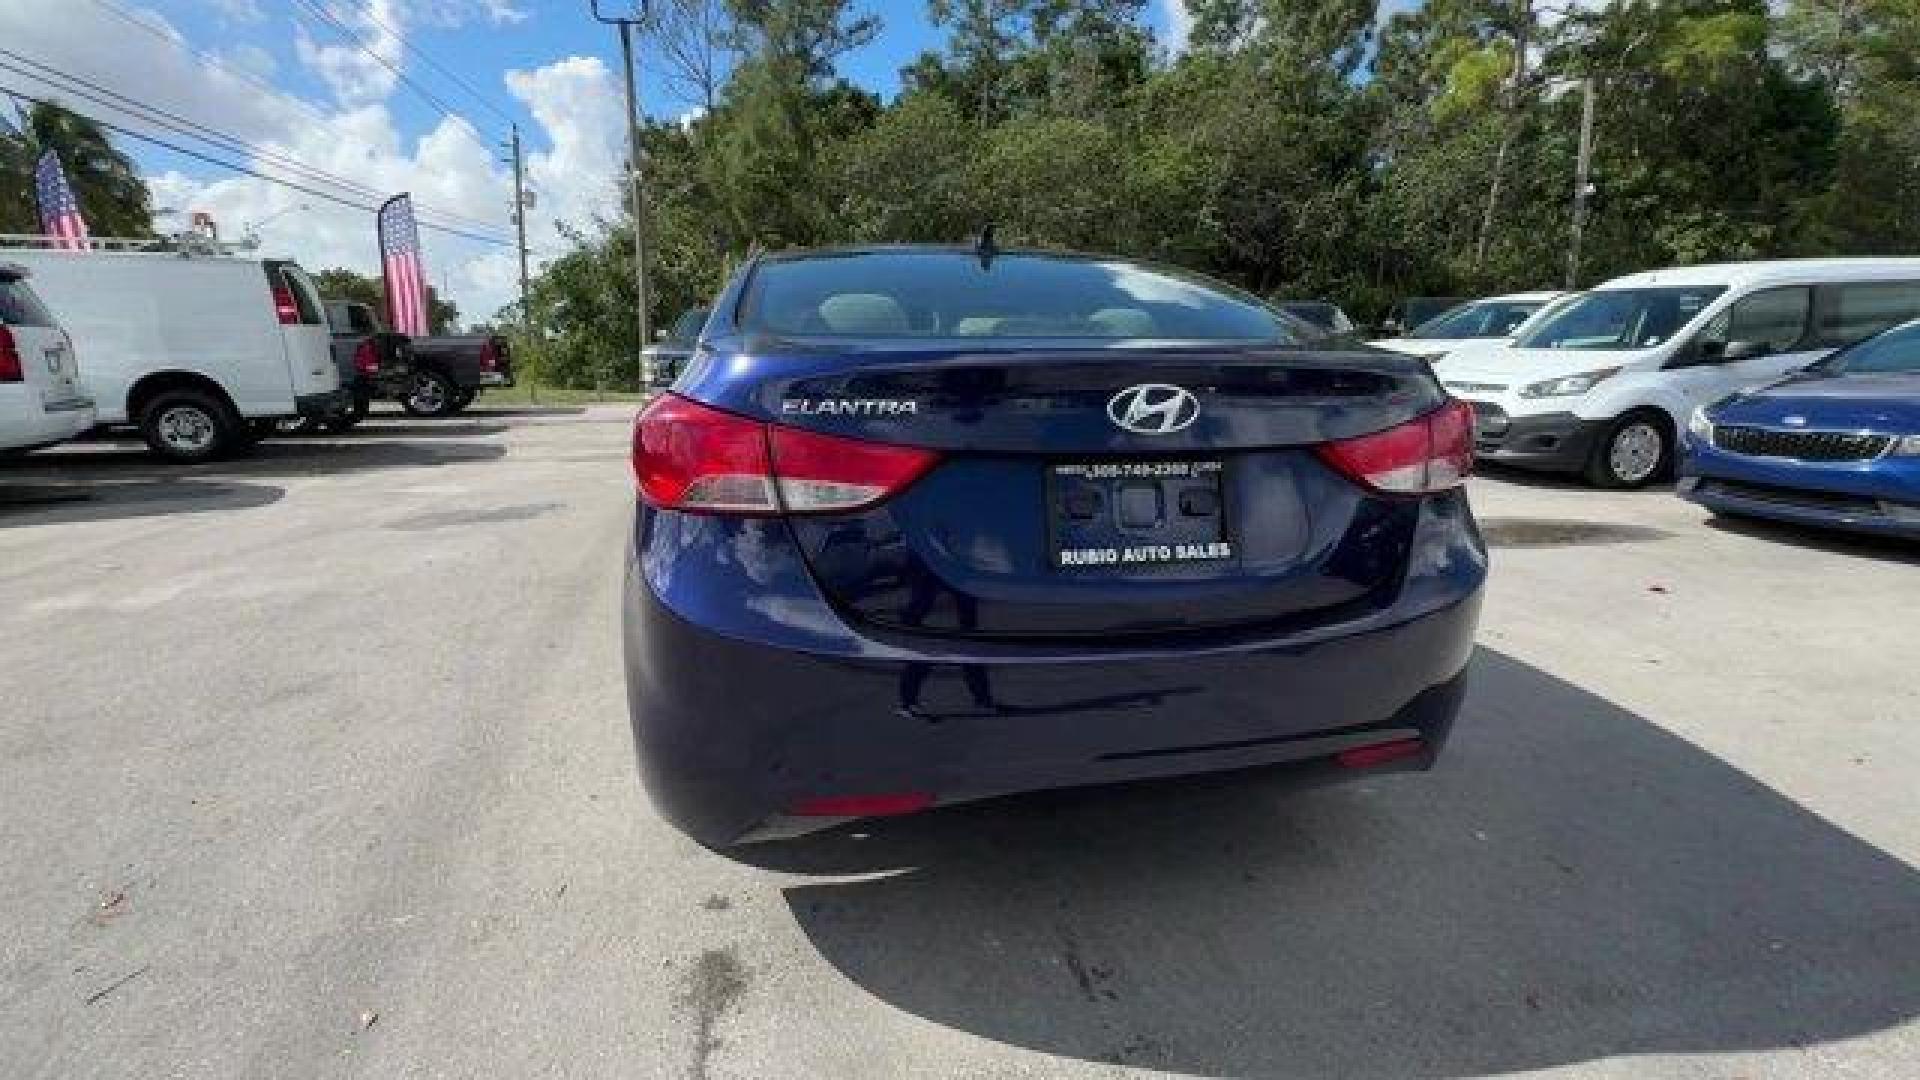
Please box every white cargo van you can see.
[1436,259,1920,486]
[0,246,342,461]
[0,263,95,453]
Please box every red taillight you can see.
[353,339,379,376]
[1336,737,1426,769]
[272,286,300,325]
[632,393,940,515]
[1315,399,1474,494]
[479,339,498,372]
[0,326,21,382]
[789,792,934,817]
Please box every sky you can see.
[0,0,1193,324]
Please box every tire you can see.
[402,369,458,417]
[138,389,238,463]
[450,388,476,413]
[1583,410,1673,489]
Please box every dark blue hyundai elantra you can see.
[623,246,1486,848]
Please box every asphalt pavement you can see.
[2,407,1916,1079]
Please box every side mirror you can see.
[1720,339,1771,361]
[654,328,669,341]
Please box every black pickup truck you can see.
[404,332,514,416]
[288,302,412,433]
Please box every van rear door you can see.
[266,261,338,399]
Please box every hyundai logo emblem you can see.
[1108,383,1199,435]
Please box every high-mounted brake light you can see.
[0,326,21,383]
[1316,399,1474,495]
[632,393,940,515]
[353,339,379,376]
[271,285,300,326]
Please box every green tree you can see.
[0,99,154,238]
[313,266,460,335]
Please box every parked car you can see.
[1274,300,1356,336]
[643,306,709,388]
[623,244,1485,848]
[1436,259,1920,487]
[279,301,414,434]
[1380,296,1463,337]
[398,331,513,417]
[0,247,343,461]
[0,262,95,453]
[1679,318,1920,538]
[1372,291,1567,360]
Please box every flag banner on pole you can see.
[35,150,90,250]
[378,194,431,336]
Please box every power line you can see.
[84,0,342,130]
[287,0,493,139]
[0,83,513,247]
[343,0,520,127]
[0,50,506,237]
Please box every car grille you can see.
[1712,425,1891,462]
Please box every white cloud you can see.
[0,0,618,324]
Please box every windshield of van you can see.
[1821,321,1920,374]
[1515,286,1724,350]
[739,250,1301,341]
[1410,300,1545,340]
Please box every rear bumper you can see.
[294,388,352,418]
[0,388,96,451]
[622,498,1486,848]
[1468,405,1602,472]
[480,370,514,387]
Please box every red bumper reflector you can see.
[789,792,935,817]
[1336,738,1425,769]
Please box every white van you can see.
[0,263,95,452]
[1435,259,1920,486]
[0,247,342,461]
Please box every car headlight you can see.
[1687,406,1714,442]
[1894,434,1920,456]
[1519,367,1621,398]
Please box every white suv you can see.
[0,263,94,453]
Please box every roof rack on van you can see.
[0,233,255,257]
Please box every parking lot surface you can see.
[3,408,1916,1080]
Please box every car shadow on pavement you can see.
[345,421,511,439]
[6,438,506,480]
[1703,513,1920,566]
[745,648,1920,1078]
[0,479,284,525]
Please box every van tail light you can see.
[353,339,379,376]
[271,286,300,325]
[632,393,940,515]
[1316,399,1474,494]
[479,339,499,372]
[0,326,21,382]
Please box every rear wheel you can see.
[1584,410,1672,489]
[402,369,457,417]
[139,390,237,463]
[450,388,476,413]
[319,392,369,433]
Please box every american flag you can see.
[378,193,431,336]
[35,150,90,250]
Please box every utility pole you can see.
[1566,78,1597,290]
[591,0,651,391]
[504,122,537,404]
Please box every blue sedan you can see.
[1679,319,1920,538]
[623,245,1487,848]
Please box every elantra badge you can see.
[1108,383,1199,434]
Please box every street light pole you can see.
[591,0,652,390]
[1566,77,1597,290]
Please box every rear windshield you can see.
[739,250,1300,341]
[1822,321,1920,374]
[1410,300,1544,340]
[1515,286,1724,350]
[0,276,54,327]
[670,307,709,340]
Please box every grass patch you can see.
[476,381,651,406]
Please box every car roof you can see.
[1597,258,1920,291]
[1478,290,1564,304]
